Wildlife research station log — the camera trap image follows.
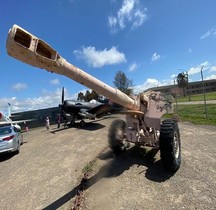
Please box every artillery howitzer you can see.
[6,25,181,172]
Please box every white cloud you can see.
[132,76,177,94]
[210,66,216,72]
[132,78,160,94]
[108,16,118,33]
[128,62,137,72]
[74,46,126,68]
[205,74,216,80]
[200,27,216,39]
[118,0,136,29]
[132,8,147,28]
[11,83,27,91]
[188,67,201,75]
[50,78,60,85]
[0,87,80,113]
[188,61,209,75]
[108,0,147,33]
[171,74,177,79]
[151,52,161,61]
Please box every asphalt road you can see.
[0,114,215,210]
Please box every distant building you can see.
[147,79,216,97]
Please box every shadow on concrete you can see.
[50,121,106,134]
[0,152,15,162]
[43,146,176,210]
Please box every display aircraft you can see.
[0,105,34,128]
[59,88,111,127]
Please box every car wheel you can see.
[20,134,24,145]
[14,142,20,154]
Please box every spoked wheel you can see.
[159,119,181,172]
[80,120,86,127]
[108,119,127,155]
[69,114,76,127]
[68,120,75,127]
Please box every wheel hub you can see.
[173,132,180,158]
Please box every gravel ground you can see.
[83,121,216,210]
[0,114,215,210]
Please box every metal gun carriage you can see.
[6,25,181,172]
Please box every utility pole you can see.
[186,71,191,101]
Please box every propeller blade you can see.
[60,87,65,121]
[62,87,64,104]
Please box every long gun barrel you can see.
[6,25,140,111]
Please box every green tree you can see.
[84,90,91,102]
[78,90,100,102]
[90,90,99,101]
[77,92,85,101]
[113,71,133,95]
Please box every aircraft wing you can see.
[77,108,95,119]
[0,119,34,125]
[87,104,111,118]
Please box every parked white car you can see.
[0,125,23,155]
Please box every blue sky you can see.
[1,0,216,113]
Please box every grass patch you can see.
[164,104,216,126]
[176,91,216,102]
[82,159,97,174]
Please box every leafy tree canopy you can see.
[77,90,99,102]
[113,71,133,95]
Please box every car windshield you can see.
[0,127,12,135]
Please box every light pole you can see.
[200,65,208,119]
[186,71,191,101]
[174,77,179,115]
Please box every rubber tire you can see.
[20,134,23,145]
[159,119,181,172]
[14,142,20,155]
[108,119,126,155]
